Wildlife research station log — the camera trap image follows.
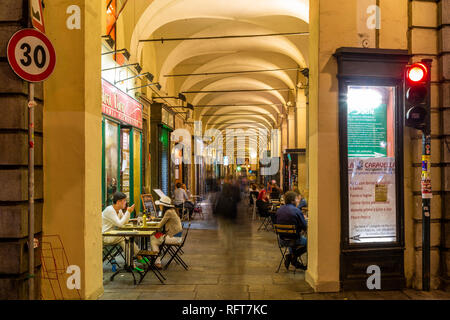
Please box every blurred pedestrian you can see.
[214,176,241,251]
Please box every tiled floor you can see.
[100,200,450,300]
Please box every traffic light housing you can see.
[404,60,432,134]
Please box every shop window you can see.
[104,119,119,207]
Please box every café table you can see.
[103,229,162,285]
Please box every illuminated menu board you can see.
[346,86,397,244]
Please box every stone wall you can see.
[0,0,42,299]
[439,0,450,292]
[409,0,450,291]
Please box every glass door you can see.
[103,119,119,208]
[132,129,142,214]
[160,126,170,196]
[120,128,131,201]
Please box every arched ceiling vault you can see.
[129,0,309,140]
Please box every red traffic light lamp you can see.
[406,63,428,83]
[404,60,431,133]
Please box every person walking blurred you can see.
[214,176,241,251]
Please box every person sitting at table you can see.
[174,182,194,219]
[270,182,282,200]
[102,192,147,271]
[257,184,270,202]
[181,183,191,199]
[256,183,271,218]
[293,188,308,210]
[275,191,307,270]
[249,184,259,206]
[150,195,183,269]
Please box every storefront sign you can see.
[348,158,396,243]
[102,79,143,129]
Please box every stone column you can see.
[42,0,103,299]
[0,0,42,300]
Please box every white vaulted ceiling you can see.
[129,0,309,143]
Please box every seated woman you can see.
[150,195,183,269]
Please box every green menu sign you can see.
[347,103,387,158]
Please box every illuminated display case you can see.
[335,48,410,290]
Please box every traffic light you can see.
[404,60,432,134]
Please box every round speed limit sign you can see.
[7,28,56,82]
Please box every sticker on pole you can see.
[7,29,56,82]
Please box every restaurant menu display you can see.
[141,194,156,216]
[347,102,387,158]
[348,157,396,243]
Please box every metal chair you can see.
[160,222,191,270]
[137,249,166,284]
[102,243,125,268]
[175,202,190,221]
[256,200,273,231]
[273,224,307,273]
[251,195,257,220]
[191,196,204,220]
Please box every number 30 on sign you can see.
[7,29,56,83]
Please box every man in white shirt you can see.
[102,192,142,267]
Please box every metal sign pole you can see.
[422,134,431,291]
[28,82,35,300]
[27,0,35,301]
[421,59,433,291]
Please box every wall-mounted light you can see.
[102,48,131,60]
[126,82,161,93]
[154,93,186,102]
[102,35,115,48]
[115,72,154,85]
[102,63,142,74]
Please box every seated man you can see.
[173,182,194,218]
[150,195,183,269]
[275,191,307,270]
[298,193,307,210]
[102,192,146,271]
[269,182,282,200]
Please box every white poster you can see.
[348,157,396,243]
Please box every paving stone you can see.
[101,203,448,300]
[99,291,142,300]
[249,291,304,300]
[351,291,385,300]
[139,291,196,300]
[219,274,274,285]
[402,289,450,300]
[195,290,249,300]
